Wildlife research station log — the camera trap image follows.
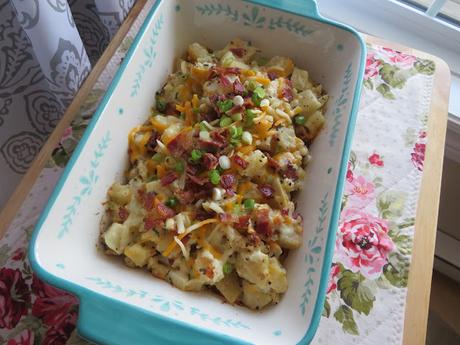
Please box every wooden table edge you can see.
[363,35,451,345]
[0,13,451,345]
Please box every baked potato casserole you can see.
[100,39,328,310]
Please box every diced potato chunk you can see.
[298,89,322,116]
[291,67,313,91]
[236,250,270,288]
[265,56,294,78]
[277,127,297,151]
[267,258,288,293]
[278,223,303,249]
[193,250,224,285]
[108,183,131,205]
[242,150,267,178]
[188,42,212,63]
[103,223,131,254]
[148,256,170,279]
[305,110,325,139]
[124,243,151,267]
[242,280,274,310]
[215,271,242,304]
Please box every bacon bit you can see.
[267,156,281,172]
[255,209,272,236]
[145,131,159,152]
[219,74,231,88]
[232,155,248,169]
[218,213,234,224]
[118,207,129,222]
[177,190,194,204]
[187,174,208,186]
[221,174,236,190]
[228,105,244,115]
[167,130,193,156]
[243,97,254,108]
[143,192,156,211]
[203,153,218,170]
[202,109,219,122]
[281,208,289,216]
[156,202,175,220]
[144,217,155,230]
[248,232,261,246]
[161,171,178,186]
[233,79,245,95]
[283,164,298,180]
[258,184,275,199]
[165,102,179,115]
[281,82,294,102]
[230,47,246,58]
[195,208,214,221]
[267,72,277,81]
[210,128,228,146]
[204,266,214,279]
[186,164,198,175]
[234,215,250,230]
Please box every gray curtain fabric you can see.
[0,0,136,209]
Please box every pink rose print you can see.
[42,312,77,345]
[31,274,78,327]
[7,329,34,345]
[364,53,381,80]
[419,131,427,139]
[11,248,25,261]
[411,143,426,171]
[0,268,30,329]
[380,47,417,69]
[368,153,384,167]
[60,126,73,145]
[336,209,394,279]
[346,162,354,182]
[345,175,375,208]
[326,264,341,294]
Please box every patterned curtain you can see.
[0,0,136,210]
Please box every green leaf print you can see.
[376,83,395,100]
[334,305,359,335]
[323,298,331,318]
[414,58,435,75]
[363,79,373,90]
[0,244,11,267]
[377,190,406,220]
[337,270,375,315]
[379,63,407,89]
[383,252,410,288]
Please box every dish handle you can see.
[248,0,321,18]
[77,290,239,345]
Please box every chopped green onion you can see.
[233,204,241,215]
[156,99,166,112]
[165,197,178,208]
[152,152,164,162]
[199,122,208,132]
[294,115,306,125]
[174,160,185,173]
[223,262,233,275]
[243,198,255,210]
[244,109,256,127]
[190,149,203,162]
[230,126,243,140]
[217,99,234,113]
[209,169,221,185]
[231,113,243,121]
[219,116,233,127]
[252,86,265,106]
[248,80,259,91]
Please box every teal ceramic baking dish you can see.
[29,0,366,344]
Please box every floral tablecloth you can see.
[0,1,436,344]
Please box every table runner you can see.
[0,1,436,344]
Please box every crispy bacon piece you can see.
[232,155,248,169]
[187,174,208,186]
[233,79,245,95]
[219,74,231,88]
[281,79,294,102]
[267,72,277,81]
[161,171,178,186]
[143,192,155,211]
[167,131,193,156]
[234,215,250,230]
[283,164,298,180]
[165,102,179,115]
[156,202,175,220]
[230,47,245,58]
[118,207,129,222]
[144,217,155,230]
[220,174,236,190]
[255,209,272,236]
[176,190,194,204]
[248,232,261,246]
[202,153,218,170]
[195,208,214,221]
[267,156,281,172]
[258,184,274,199]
